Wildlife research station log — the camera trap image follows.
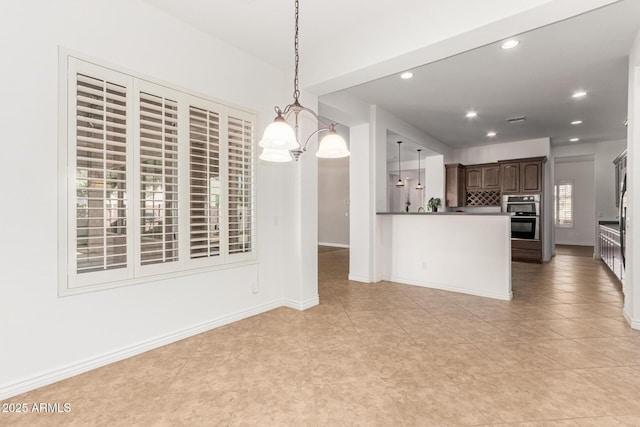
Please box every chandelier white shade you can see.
[258,116,300,150]
[316,129,349,158]
[258,0,350,163]
[259,147,293,162]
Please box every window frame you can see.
[58,49,258,296]
[554,180,574,229]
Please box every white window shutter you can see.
[227,110,256,259]
[138,89,180,267]
[189,104,223,261]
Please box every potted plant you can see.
[428,197,442,212]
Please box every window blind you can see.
[75,73,128,274]
[227,114,255,255]
[189,106,221,259]
[139,92,179,265]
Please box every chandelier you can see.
[258,0,350,162]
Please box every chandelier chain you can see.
[293,0,300,102]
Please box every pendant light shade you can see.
[258,115,299,150]
[396,141,404,187]
[259,147,293,162]
[316,129,349,158]
[416,149,424,190]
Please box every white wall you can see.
[318,122,350,246]
[0,0,299,399]
[452,138,551,164]
[379,214,512,300]
[554,158,596,246]
[624,28,640,329]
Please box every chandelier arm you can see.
[299,127,330,152]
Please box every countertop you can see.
[376,212,510,216]
[598,220,619,231]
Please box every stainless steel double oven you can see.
[502,194,540,240]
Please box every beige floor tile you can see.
[575,415,640,426]
[540,318,611,339]
[472,341,565,372]
[572,337,640,365]
[387,376,490,426]
[573,317,640,337]
[459,373,569,423]
[531,339,618,369]
[508,370,635,417]
[146,390,238,426]
[229,385,316,427]
[308,349,380,384]
[314,380,404,427]
[423,343,504,375]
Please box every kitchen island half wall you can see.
[377,213,512,300]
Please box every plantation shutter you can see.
[227,111,255,256]
[139,91,179,266]
[189,105,222,260]
[75,73,128,275]
[556,183,573,226]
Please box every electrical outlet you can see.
[251,279,259,294]
[421,262,428,270]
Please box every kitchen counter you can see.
[377,212,510,216]
[598,220,619,231]
[377,213,512,300]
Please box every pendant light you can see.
[258,0,350,162]
[395,141,404,187]
[415,149,424,190]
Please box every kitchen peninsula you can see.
[377,212,512,300]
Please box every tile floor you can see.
[2,245,640,426]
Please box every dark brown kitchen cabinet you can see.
[521,161,543,192]
[482,166,500,189]
[499,157,545,194]
[445,163,465,207]
[465,167,482,190]
[500,162,520,193]
[464,164,499,191]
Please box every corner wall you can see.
[624,28,640,329]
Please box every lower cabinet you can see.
[512,239,542,263]
[599,225,623,281]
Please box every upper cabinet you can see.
[482,165,500,189]
[499,157,545,194]
[446,157,546,207]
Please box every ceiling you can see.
[141,0,639,156]
[347,0,640,152]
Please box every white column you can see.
[349,123,374,282]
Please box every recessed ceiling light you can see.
[466,111,478,118]
[571,120,583,125]
[487,131,497,137]
[400,72,413,79]
[572,91,588,98]
[501,39,519,50]
[570,138,580,142]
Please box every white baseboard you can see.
[623,309,640,330]
[318,242,350,248]
[282,296,319,311]
[348,274,373,283]
[382,275,512,301]
[0,299,284,401]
